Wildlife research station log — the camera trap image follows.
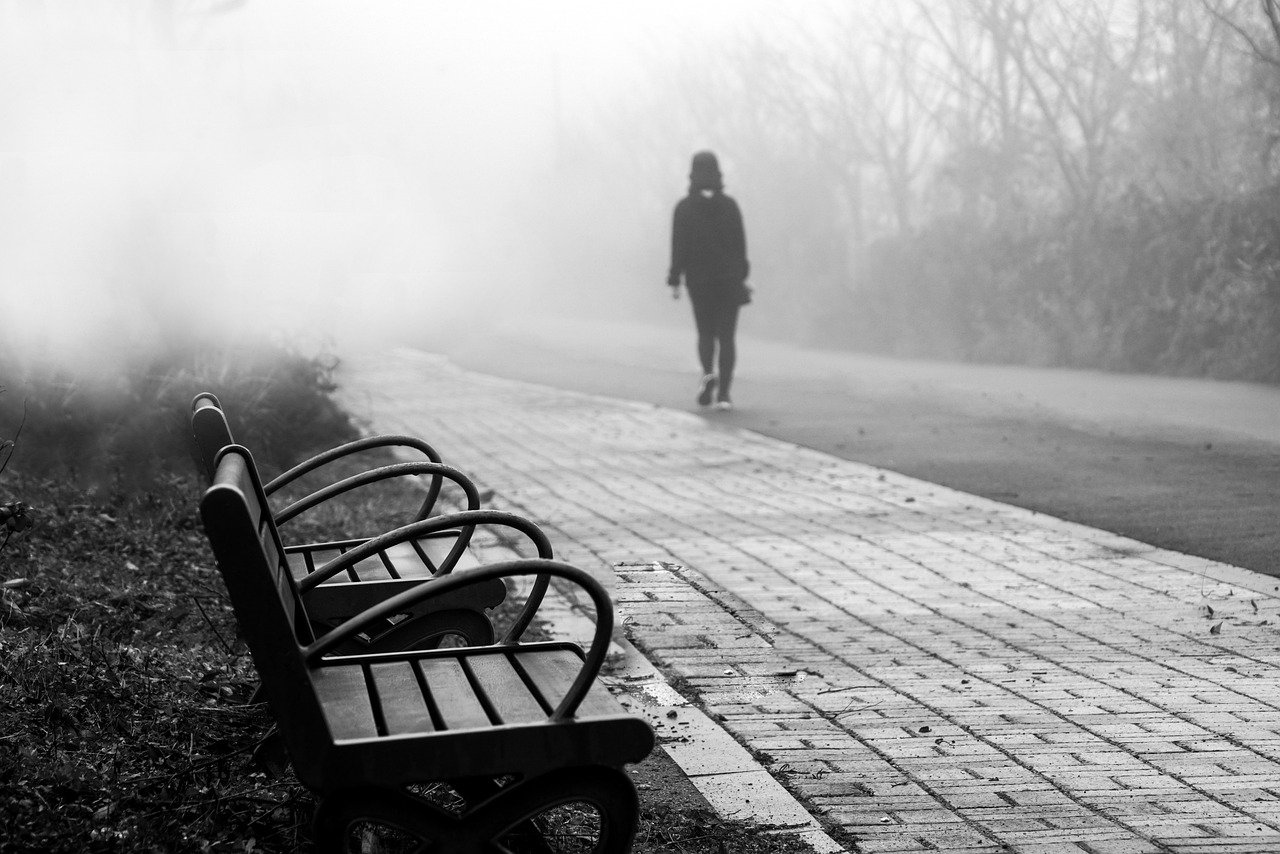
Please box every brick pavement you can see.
[339,348,1280,854]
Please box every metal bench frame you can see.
[201,445,653,853]
[192,394,503,649]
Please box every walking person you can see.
[667,150,751,411]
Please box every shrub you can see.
[0,386,35,555]
[0,342,359,492]
[851,181,1280,382]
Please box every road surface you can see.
[422,313,1280,579]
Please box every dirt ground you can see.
[427,313,1280,580]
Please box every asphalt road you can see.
[427,313,1280,579]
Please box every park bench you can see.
[192,394,504,649]
[201,444,654,853]
[191,392,450,523]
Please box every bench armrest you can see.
[273,461,479,531]
[265,435,447,520]
[304,558,612,721]
[300,509,553,642]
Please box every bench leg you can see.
[312,787,452,854]
[313,766,639,854]
[316,608,497,656]
[471,766,639,854]
[357,608,497,652]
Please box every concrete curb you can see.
[470,541,846,852]
[544,570,848,854]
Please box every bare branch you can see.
[0,399,28,481]
[1198,0,1280,67]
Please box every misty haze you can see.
[8,2,1280,852]
[6,1,1280,385]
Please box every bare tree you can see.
[1198,0,1280,66]
[913,0,1038,226]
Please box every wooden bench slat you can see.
[259,526,301,631]
[348,551,397,583]
[291,546,349,583]
[515,650,623,718]
[418,659,492,730]
[285,549,315,582]
[288,537,468,585]
[369,662,437,735]
[352,537,464,582]
[466,654,548,725]
[315,666,379,739]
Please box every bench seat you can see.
[311,643,650,782]
[285,534,480,623]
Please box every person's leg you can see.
[689,294,716,376]
[715,302,741,402]
[689,291,719,405]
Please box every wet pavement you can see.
[339,347,1280,854]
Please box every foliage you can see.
[853,183,1280,380]
[0,342,358,491]
[0,346,360,850]
[0,476,306,853]
[0,387,35,555]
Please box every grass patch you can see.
[0,476,305,852]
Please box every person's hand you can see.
[669,284,680,300]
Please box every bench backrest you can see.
[191,393,234,482]
[200,446,331,750]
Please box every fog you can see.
[7,1,1280,384]
[0,0,783,371]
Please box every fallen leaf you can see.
[1209,621,1223,635]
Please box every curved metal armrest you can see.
[274,461,478,530]
[299,509,553,641]
[265,435,446,520]
[304,558,612,721]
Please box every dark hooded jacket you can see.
[667,152,750,292]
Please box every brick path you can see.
[339,348,1280,854]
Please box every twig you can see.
[191,595,235,656]
[834,701,882,720]
[0,398,28,480]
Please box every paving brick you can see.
[345,350,1280,854]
